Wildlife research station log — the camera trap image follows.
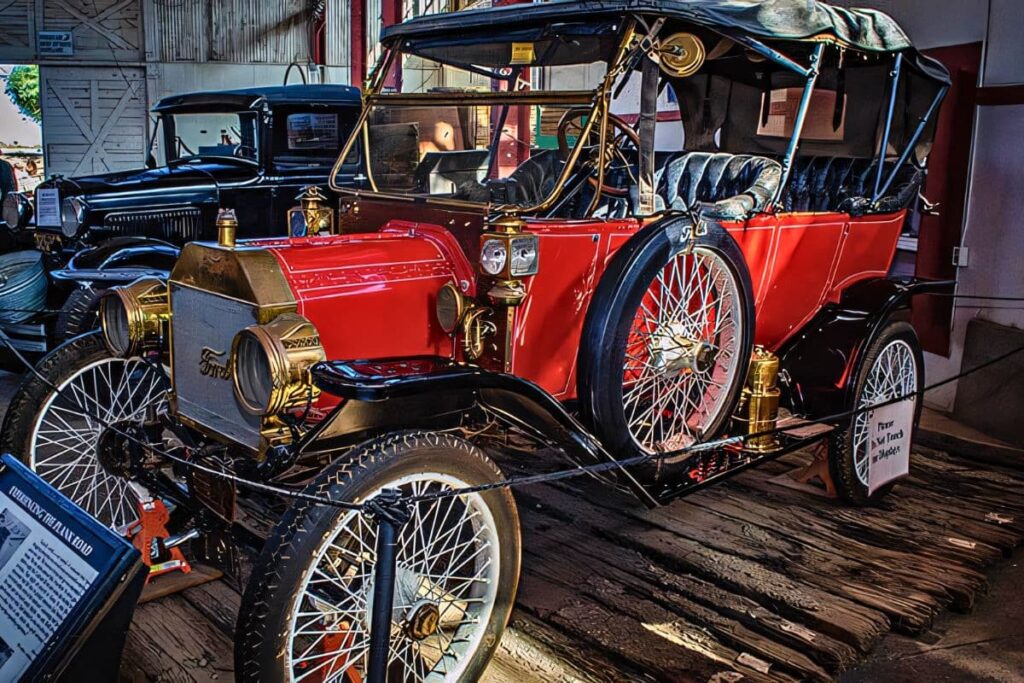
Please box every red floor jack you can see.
[124,482,192,582]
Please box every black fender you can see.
[49,236,179,287]
[301,357,658,505]
[776,277,953,420]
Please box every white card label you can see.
[35,188,61,227]
[866,398,914,494]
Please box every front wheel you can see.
[0,331,168,529]
[235,431,521,683]
[829,320,924,505]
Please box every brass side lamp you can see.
[288,185,335,237]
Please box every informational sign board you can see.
[866,398,915,495]
[33,189,60,228]
[36,32,74,57]
[0,454,144,682]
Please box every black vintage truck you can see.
[0,83,361,350]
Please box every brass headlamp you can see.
[231,313,326,416]
[99,278,171,357]
[480,215,539,305]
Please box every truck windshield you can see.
[166,111,259,163]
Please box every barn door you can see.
[40,66,148,177]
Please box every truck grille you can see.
[170,283,263,449]
[105,207,204,241]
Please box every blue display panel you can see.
[0,454,143,681]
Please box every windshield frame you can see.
[161,109,261,167]
[330,17,640,216]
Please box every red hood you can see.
[258,221,474,363]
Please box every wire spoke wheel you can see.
[852,339,918,485]
[622,246,743,452]
[28,356,167,530]
[286,473,501,683]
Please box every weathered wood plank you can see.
[517,485,890,654]
[520,507,834,681]
[125,594,235,682]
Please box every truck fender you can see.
[50,236,179,286]
[776,277,954,420]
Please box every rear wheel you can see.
[829,320,923,505]
[578,218,754,464]
[235,431,520,683]
[0,332,167,529]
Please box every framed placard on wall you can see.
[0,454,145,682]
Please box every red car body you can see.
[263,208,902,409]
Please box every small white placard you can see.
[866,398,914,494]
[34,188,61,227]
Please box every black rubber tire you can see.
[0,331,166,528]
[54,287,103,342]
[235,430,521,683]
[829,320,924,506]
[1,331,109,460]
[577,217,755,465]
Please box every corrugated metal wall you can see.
[150,0,312,65]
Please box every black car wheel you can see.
[829,320,924,505]
[578,217,754,464]
[54,287,104,342]
[235,431,521,683]
[0,331,168,529]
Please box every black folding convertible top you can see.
[382,0,948,84]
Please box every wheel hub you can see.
[95,424,135,478]
[405,599,441,641]
[652,323,716,374]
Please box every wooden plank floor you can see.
[120,445,1024,682]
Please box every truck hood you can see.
[42,160,256,197]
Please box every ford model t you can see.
[1,0,949,680]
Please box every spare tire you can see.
[578,217,754,473]
[0,250,47,324]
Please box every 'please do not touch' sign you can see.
[866,398,915,495]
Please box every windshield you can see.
[346,47,617,209]
[165,111,259,163]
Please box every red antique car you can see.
[1,0,950,680]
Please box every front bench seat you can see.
[656,152,782,221]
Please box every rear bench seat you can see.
[654,152,923,220]
[778,156,923,216]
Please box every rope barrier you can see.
[1,324,1022,511]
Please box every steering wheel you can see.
[234,144,257,161]
[557,107,641,198]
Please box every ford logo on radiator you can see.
[199,347,232,380]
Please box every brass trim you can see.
[364,90,596,107]
[741,347,782,453]
[100,278,170,357]
[436,281,466,334]
[169,242,297,325]
[216,208,237,248]
[231,312,326,416]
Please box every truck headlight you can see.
[100,278,170,357]
[61,196,86,238]
[2,192,32,229]
[479,234,539,278]
[232,313,326,416]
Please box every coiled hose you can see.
[0,250,47,324]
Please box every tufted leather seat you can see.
[780,156,924,216]
[655,152,783,221]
